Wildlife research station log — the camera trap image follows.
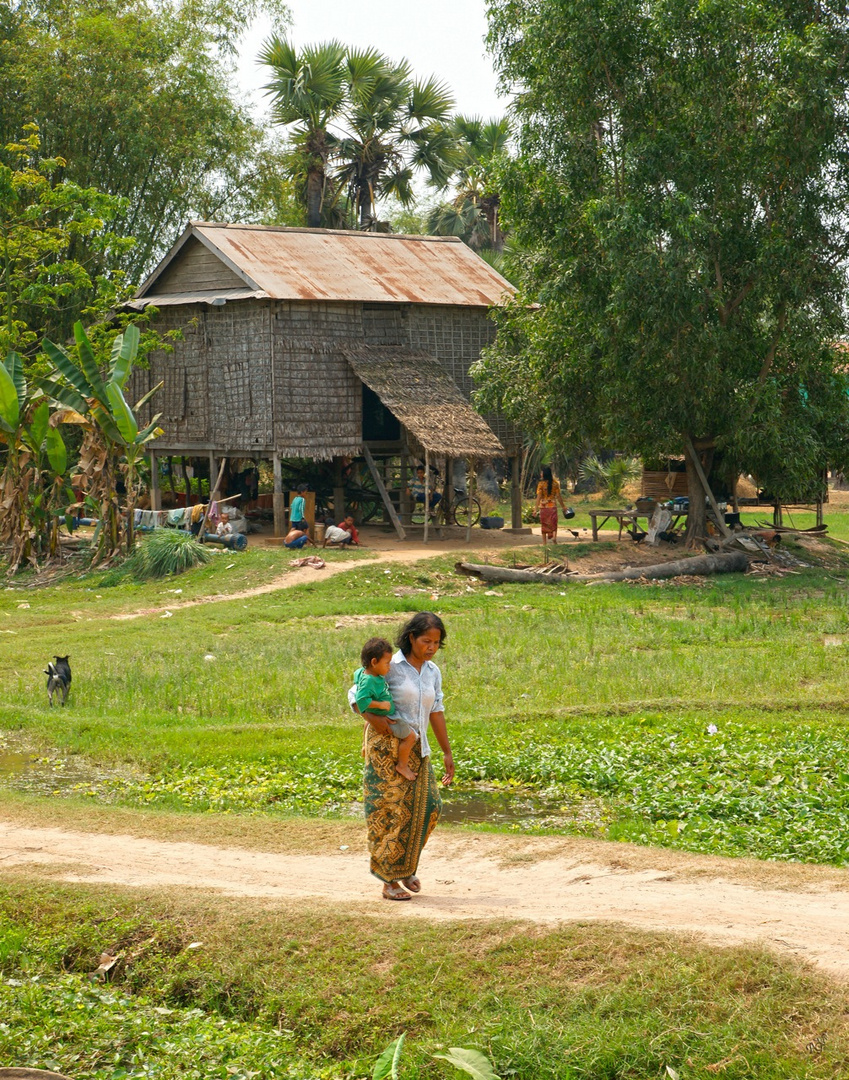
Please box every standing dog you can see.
[44,655,71,707]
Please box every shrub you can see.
[124,529,212,580]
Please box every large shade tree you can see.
[476,0,849,542]
[1,0,296,293]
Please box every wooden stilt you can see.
[466,459,475,544]
[423,448,430,544]
[362,445,405,540]
[272,453,285,537]
[149,449,161,511]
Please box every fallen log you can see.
[457,550,749,585]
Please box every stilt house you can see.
[128,222,523,534]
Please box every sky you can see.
[234,0,507,123]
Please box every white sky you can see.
[234,0,507,123]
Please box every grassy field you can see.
[5,532,849,1077]
[3,538,849,863]
[1,881,849,1080]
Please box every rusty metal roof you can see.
[135,222,515,307]
[126,287,269,309]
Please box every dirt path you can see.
[3,820,849,979]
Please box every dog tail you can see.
[45,662,56,677]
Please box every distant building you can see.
[128,222,522,533]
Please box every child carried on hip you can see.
[355,636,417,781]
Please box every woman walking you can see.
[352,612,454,901]
[535,465,569,542]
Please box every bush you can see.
[124,529,212,580]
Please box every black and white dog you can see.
[44,655,71,707]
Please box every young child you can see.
[355,636,417,781]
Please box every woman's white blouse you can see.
[349,649,443,758]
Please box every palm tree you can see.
[260,38,347,228]
[334,48,457,229]
[428,116,510,251]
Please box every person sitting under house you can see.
[323,521,354,547]
[283,526,315,549]
[408,465,441,514]
[338,515,362,546]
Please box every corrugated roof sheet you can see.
[126,287,268,309]
[135,223,515,307]
[344,346,503,458]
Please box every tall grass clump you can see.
[124,529,212,580]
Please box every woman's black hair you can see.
[396,611,446,655]
[541,464,554,496]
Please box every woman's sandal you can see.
[401,875,421,893]
[383,882,412,901]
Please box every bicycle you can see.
[411,486,482,527]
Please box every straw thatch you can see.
[344,346,503,458]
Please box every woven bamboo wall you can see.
[272,301,362,459]
[130,302,273,452]
[135,296,516,458]
[407,306,521,454]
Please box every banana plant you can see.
[0,350,73,571]
[40,320,162,560]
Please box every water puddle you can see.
[0,742,115,797]
[439,787,607,832]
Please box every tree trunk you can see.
[457,550,749,584]
[683,439,709,547]
[306,166,323,229]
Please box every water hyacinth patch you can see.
[89,713,849,866]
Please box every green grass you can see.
[5,542,849,863]
[0,882,847,1079]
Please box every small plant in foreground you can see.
[123,529,212,580]
[374,1034,499,1080]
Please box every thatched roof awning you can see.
[344,346,503,458]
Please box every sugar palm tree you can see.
[260,38,347,228]
[334,48,457,229]
[428,115,510,251]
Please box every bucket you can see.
[315,522,325,544]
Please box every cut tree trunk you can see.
[457,551,749,585]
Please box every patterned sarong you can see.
[539,506,558,538]
[363,728,442,883]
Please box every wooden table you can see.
[589,509,637,541]
[589,507,689,541]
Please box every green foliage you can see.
[39,320,162,562]
[578,453,641,498]
[1,0,298,291]
[477,0,849,535]
[0,126,130,356]
[262,40,457,229]
[123,530,213,581]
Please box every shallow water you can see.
[0,745,110,797]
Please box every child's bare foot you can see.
[396,762,417,781]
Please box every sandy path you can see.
[3,821,848,979]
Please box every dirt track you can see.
[3,820,849,979]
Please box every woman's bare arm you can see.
[429,711,454,785]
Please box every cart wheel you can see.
[453,496,481,528]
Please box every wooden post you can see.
[208,451,216,500]
[183,457,192,504]
[507,451,531,533]
[773,502,783,527]
[362,444,405,540]
[817,497,824,528]
[332,456,346,522]
[149,449,161,511]
[198,457,227,540]
[466,459,476,543]
[442,456,453,527]
[423,448,430,544]
[400,453,410,524]
[272,453,286,537]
